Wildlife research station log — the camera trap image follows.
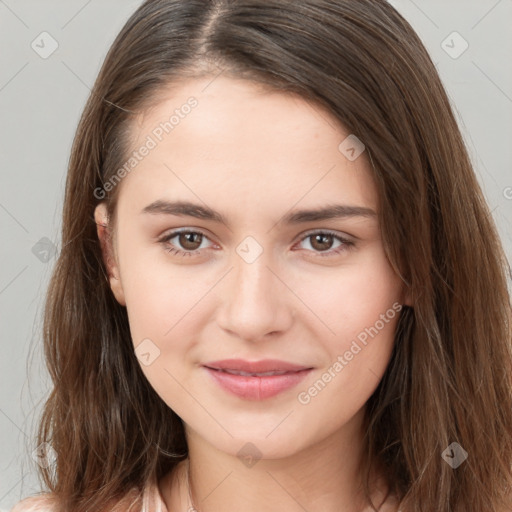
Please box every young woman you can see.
[12,0,512,511]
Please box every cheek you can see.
[118,247,203,409]
[292,247,402,346]
[115,237,184,350]
[294,250,402,411]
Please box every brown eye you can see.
[159,229,212,257]
[296,230,354,258]
[309,233,335,252]
[178,232,203,251]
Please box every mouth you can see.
[202,359,313,400]
[206,368,295,377]
[203,358,312,374]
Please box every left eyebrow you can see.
[140,199,377,227]
[281,204,377,223]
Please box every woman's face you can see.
[96,75,407,459]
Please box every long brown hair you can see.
[28,1,512,511]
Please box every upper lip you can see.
[203,359,312,373]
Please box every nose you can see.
[216,248,294,343]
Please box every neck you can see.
[161,408,391,512]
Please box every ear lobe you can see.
[94,203,126,306]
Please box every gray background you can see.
[1,0,511,509]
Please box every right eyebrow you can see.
[141,200,227,223]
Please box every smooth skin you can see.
[95,75,410,512]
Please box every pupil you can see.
[314,234,332,251]
[181,232,201,249]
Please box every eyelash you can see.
[158,229,354,259]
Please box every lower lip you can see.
[203,367,312,400]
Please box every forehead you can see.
[132,75,354,153]
[117,76,377,221]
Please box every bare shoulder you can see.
[10,494,55,512]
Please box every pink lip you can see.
[202,359,313,400]
[203,358,311,373]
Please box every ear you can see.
[94,203,126,306]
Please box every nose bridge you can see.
[217,238,291,341]
[235,248,273,305]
